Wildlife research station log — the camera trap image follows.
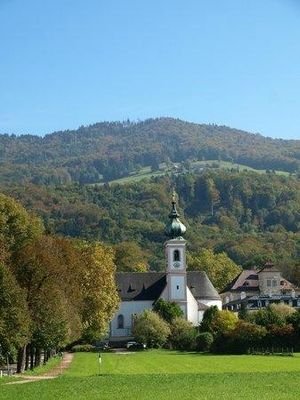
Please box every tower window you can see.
[173,250,180,262]
[117,314,124,329]
[177,285,179,290]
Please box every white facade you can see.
[186,287,199,325]
[110,300,153,338]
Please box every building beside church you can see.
[221,262,300,312]
[109,194,221,342]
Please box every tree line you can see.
[0,193,119,372]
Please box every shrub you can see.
[196,332,214,352]
[249,306,286,327]
[153,299,183,323]
[71,344,96,352]
[211,310,238,336]
[132,310,171,348]
[266,324,295,348]
[211,320,267,354]
[199,306,219,333]
[169,317,197,350]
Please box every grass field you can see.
[93,160,290,186]
[1,350,300,400]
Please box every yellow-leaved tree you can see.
[79,243,119,341]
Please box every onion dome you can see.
[165,191,186,239]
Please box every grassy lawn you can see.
[23,355,63,376]
[1,350,300,400]
[91,160,291,186]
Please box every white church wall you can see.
[110,300,153,338]
[186,287,199,325]
[170,276,185,299]
[159,286,168,300]
[198,310,205,322]
[199,299,222,310]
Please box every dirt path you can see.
[5,353,74,385]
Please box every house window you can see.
[117,314,124,329]
[173,250,180,262]
[267,280,272,287]
[272,280,277,287]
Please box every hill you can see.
[0,118,299,185]
[3,171,300,283]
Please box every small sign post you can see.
[98,353,102,376]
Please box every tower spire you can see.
[165,191,186,239]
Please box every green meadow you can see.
[1,350,300,400]
[96,160,290,186]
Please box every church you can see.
[109,194,221,342]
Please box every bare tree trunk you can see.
[17,345,27,373]
[35,348,41,367]
[25,345,30,370]
[30,346,35,370]
[43,349,48,364]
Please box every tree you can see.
[210,310,238,336]
[207,178,220,216]
[199,306,219,333]
[169,317,197,350]
[132,310,171,348]
[0,193,43,253]
[153,299,183,323]
[227,321,267,353]
[79,243,119,341]
[188,249,241,291]
[0,263,30,359]
[114,241,148,272]
[249,306,286,328]
[196,332,214,352]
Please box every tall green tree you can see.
[0,263,30,360]
[188,249,241,291]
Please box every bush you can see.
[132,310,171,348]
[266,324,295,348]
[196,332,214,352]
[169,317,197,350]
[211,310,238,336]
[249,305,287,328]
[200,306,219,333]
[71,344,96,352]
[153,299,183,323]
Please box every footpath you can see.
[5,353,74,385]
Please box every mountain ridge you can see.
[0,117,299,185]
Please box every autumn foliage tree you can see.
[0,193,119,372]
[188,249,241,291]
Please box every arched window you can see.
[117,314,124,329]
[173,250,180,262]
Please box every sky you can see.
[0,0,300,139]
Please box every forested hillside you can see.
[1,118,300,185]
[3,171,300,285]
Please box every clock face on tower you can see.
[173,261,181,268]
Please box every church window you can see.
[117,314,124,329]
[173,250,180,262]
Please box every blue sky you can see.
[0,0,300,138]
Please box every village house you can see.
[221,262,300,312]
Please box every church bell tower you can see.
[165,191,188,316]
